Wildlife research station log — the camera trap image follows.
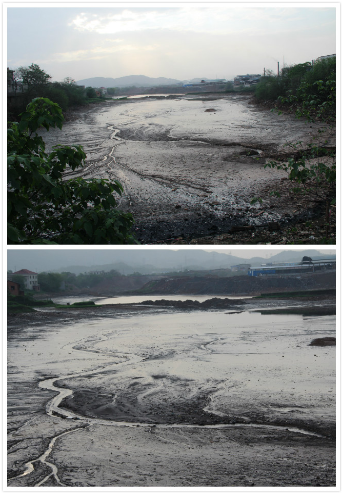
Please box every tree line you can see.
[8,269,122,293]
[8,63,119,119]
[254,57,336,122]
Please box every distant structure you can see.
[316,54,336,62]
[7,68,28,95]
[248,258,335,277]
[233,74,261,87]
[7,280,25,296]
[230,264,251,272]
[11,269,40,291]
[182,79,226,90]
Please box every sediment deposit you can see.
[8,296,336,487]
[39,94,335,243]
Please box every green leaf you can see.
[84,221,93,237]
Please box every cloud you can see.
[67,6,336,37]
[38,41,158,64]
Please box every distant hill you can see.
[7,249,335,275]
[76,75,183,88]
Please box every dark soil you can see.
[137,297,246,310]
[161,187,336,245]
[310,337,336,346]
[58,382,335,440]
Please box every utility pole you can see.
[277,62,280,77]
[264,68,265,76]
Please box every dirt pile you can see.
[138,297,246,310]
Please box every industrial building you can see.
[248,258,335,277]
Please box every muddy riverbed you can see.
[40,94,335,243]
[7,296,336,487]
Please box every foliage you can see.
[7,293,54,313]
[16,63,51,88]
[255,57,336,122]
[8,293,54,306]
[8,97,137,244]
[38,272,64,292]
[107,87,118,96]
[264,141,336,188]
[86,86,97,98]
[225,82,234,92]
[41,85,69,111]
[252,58,336,241]
[7,301,35,313]
[38,269,121,292]
[10,274,26,288]
[9,64,105,118]
[56,80,87,106]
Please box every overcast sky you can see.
[6,4,337,82]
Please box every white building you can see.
[12,269,40,291]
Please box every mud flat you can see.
[39,94,335,243]
[7,297,336,487]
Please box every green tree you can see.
[8,97,137,244]
[16,63,51,88]
[38,272,63,292]
[58,80,86,106]
[10,275,26,289]
[42,84,69,111]
[225,82,234,93]
[107,87,117,96]
[86,86,97,98]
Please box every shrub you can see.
[8,97,137,244]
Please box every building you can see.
[316,54,336,62]
[12,269,40,291]
[7,280,24,296]
[248,258,335,277]
[234,74,261,87]
[231,264,251,273]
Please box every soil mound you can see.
[309,337,336,346]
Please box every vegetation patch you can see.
[7,301,36,313]
[7,98,136,245]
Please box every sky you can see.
[6,3,337,83]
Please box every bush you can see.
[254,57,336,120]
[7,98,137,244]
[41,85,69,111]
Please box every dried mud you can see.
[39,94,335,244]
[7,296,336,488]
